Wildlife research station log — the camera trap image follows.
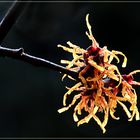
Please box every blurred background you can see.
[0,0,140,138]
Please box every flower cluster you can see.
[57,14,140,133]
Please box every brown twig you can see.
[0,46,79,78]
[0,0,29,44]
[0,0,79,79]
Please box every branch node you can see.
[17,48,24,55]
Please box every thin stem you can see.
[0,46,79,79]
[0,0,29,44]
[0,1,79,79]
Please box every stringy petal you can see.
[57,13,140,134]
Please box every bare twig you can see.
[0,0,79,79]
[0,46,79,78]
[0,0,29,44]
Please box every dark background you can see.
[0,0,140,138]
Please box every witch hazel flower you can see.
[57,14,140,133]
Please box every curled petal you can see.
[112,50,127,67]
[88,59,105,72]
[117,100,131,119]
[63,82,82,106]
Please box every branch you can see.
[0,0,79,79]
[0,46,79,79]
[0,0,29,44]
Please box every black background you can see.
[0,0,140,138]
